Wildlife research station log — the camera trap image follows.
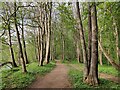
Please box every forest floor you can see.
[28,61,119,88]
[28,61,71,88]
[70,64,120,83]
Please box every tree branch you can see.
[0,30,6,37]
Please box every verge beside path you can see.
[69,64,120,83]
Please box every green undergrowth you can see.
[68,68,120,89]
[62,60,80,64]
[98,65,119,77]
[0,61,56,89]
[66,60,119,77]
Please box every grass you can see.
[66,60,119,77]
[0,61,56,89]
[98,65,119,77]
[67,60,120,89]
[68,68,120,89]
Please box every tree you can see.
[97,2,120,70]
[85,2,99,85]
[76,35,81,63]
[45,2,52,64]
[14,2,27,73]
[1,2,17,67]
[118,22,120,60]
[87,2,92,68]
[21,8,29,64]
[8,20,18,67]
[76,1,88,80]
[98,41,120,70]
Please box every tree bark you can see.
[86,2,99,86]
[38,27,41,63]
[76,1,88,80]
[62,37,65,61]
[88,2,92,69]
[8,21,17,67]
[45,2,52,64]
[116,28,119,61]
[50,25,55,61]
[37,3,45,66]
[99,29,103,65]
[113,19,119,61]
[61,31,65,61]
[76,40,80,63]
[21,16,29,64]
[118,23,120,59]
[48,2,52,62]
[34,29,38,60]
[14,2,27,73]
[40,4,46,66]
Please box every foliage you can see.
[27,62,56,75]
[1,1,120,88]
[68,68,120,89]
[0,62,56,89]
[97,2,120,64]
[1,44,10,62]
[98,65,119,77]
[68,61,119,77]
[53,3,77,60]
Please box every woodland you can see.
[0,1,120,89]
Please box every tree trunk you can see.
[0,62,13,68]
[40,4,46,66]
[38,27,41,63]
[88,2,92,69]
[113,18,119,61]
[86,2,99,86]
[50,26,55,60]
[76,40,80,63]
[18,50,21,65]
[76,1,88,80]
[111,12,119,62]
[37,4,45,66]
[8,21,17,67]
[34,29,38,60]
[21,16,29,64]
[98,41,120,71]
[62,38,65,61]
[99,29,103,65]
[48,2,52,62]
[118,23,120,59]
[118,21,120,79]
[115,28,119,61]
[38,27,43,66]
[14,2,27,73]
[45,2,52,64]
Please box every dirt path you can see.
[69,64,120,83]
[29,61,71,88]
[99,73,120,83]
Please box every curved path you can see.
[29,61,71,88]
